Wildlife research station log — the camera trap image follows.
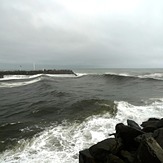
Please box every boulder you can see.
[115,123,144,150]
[120,150,135,163]
[79,118,163,163]
[156,119,163,128]
[79,149,96,163]
[141,118,160,132]
[148,118,160,121]
[106,154,125,163]
[135,134,163,163]
[127,119,141,130]
[135,133,153,144]
[89,138,119,162]
[153,128,163,148]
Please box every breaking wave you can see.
[1,99,163,163]
[0,78,41,88]
[1,71,163,88]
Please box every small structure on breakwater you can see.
[0,69,76,78]
[79,118,163,163]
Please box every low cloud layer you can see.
[0,0,163,69]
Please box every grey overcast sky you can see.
[0,0,163,69]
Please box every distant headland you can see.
[0,69,76,78]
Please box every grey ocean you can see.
[0,68,163,163]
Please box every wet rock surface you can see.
[79,118,163,163]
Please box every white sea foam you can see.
[75,73,88,77]
[1,100,163,163]
[0,74,78,88]
[0,73,77,81]
[0,78,41,88]
[0,74,43,81]
[45,74,77,78]
[104,72,163,80]
[138,73,163,80]
[105,72,130,77]
[2,72,163,81]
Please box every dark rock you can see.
[115,123,144,150]
[127,119,141,130]
[79,149,96,163]
[79,118,163,163]
[141,118,163,132]
[153,128,163,148]
[148,118,160,121]
[120,150,135,163]
[0,69,77,76]
[107,154,125,163]
[135,134,163,163]
[0,74,3,78]
[141,118,160,132]
[157,119,163,128]
[89,138,119,162]
[135,133,153,143]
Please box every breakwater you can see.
[0,69,76,78]
[79,118,163,163]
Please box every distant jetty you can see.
[0,69,76,78]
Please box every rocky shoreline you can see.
[0,69,76,78]
[79,118,163,163]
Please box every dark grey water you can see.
[0,69,163,163]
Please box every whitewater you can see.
[0,68,163,163]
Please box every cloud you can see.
[0,0,163,69]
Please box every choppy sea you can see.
[0,68,163,163]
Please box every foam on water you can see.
[0,73,82,88]
[0,73,77,81]
[46,74,77,78]
[1,72,163,82]
[0,74,43,81]
[1,99,163,163]
[105,72,130,77]
[138,73,163,80]
[0,78,41,88]
[75,73,88,77]
[104,72,163,80]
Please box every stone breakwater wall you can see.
[0,69,76,78]
[79,118,163,163]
